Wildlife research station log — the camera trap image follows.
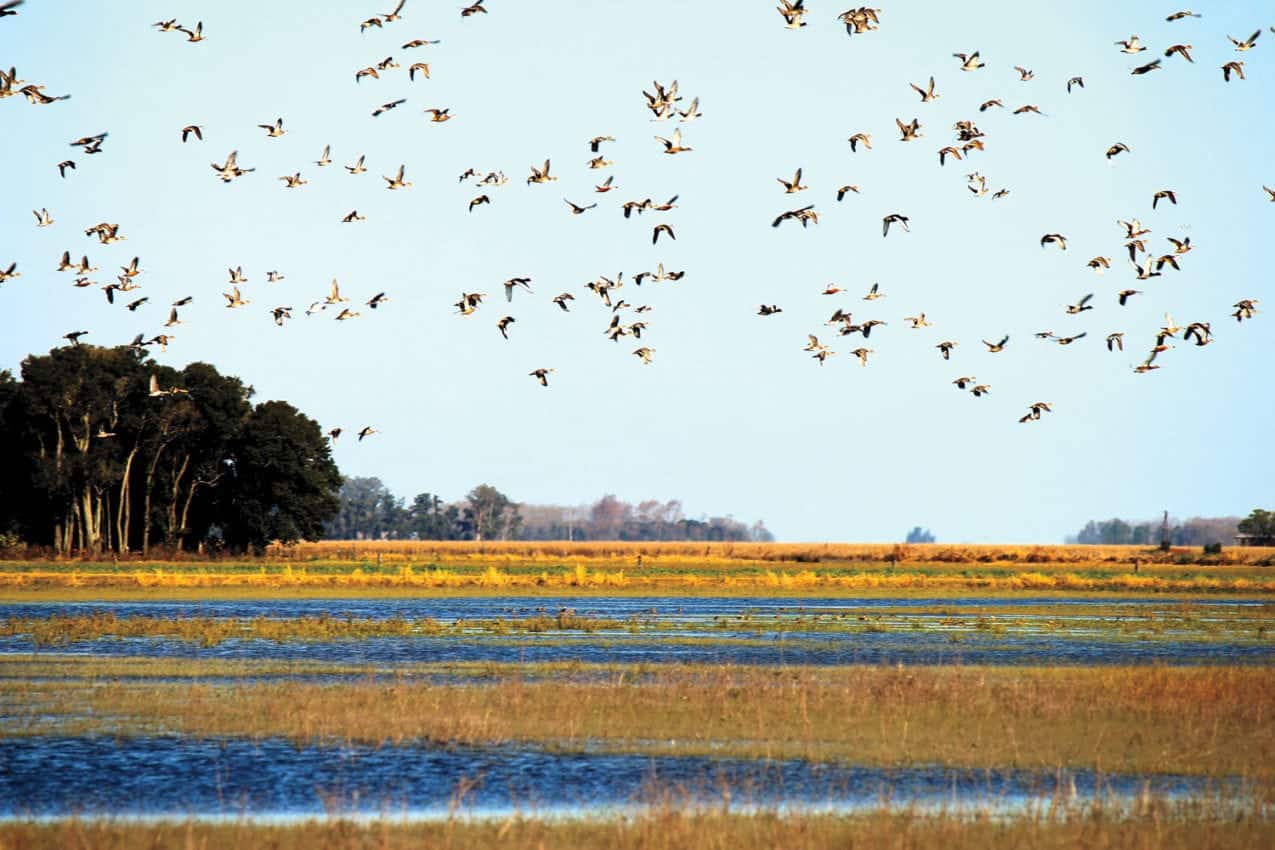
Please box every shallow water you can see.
[0,736,1219,820]
[3,595,1267,621]
[2,596,1271,667]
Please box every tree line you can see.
[0,346,341,555]
[324,479,774,542]
[1068,515,1242,547]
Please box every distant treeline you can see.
[1068,516,1240,547]
[324,478,774,542]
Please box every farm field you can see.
[1,543,1272,844]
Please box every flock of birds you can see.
[1,0,1271,442]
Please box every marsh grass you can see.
[7,665,1274,778]
[0,611,629,646]
[2,557,1274,598]
[2,799,1272,850]
[4,600,1270,647]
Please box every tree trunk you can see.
[102,488,112,552]
[80,486,100,556]
[141,437,174,556]
[117,443,140,553]
[166,454,190,546]
[177,473,221,553]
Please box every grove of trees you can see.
[1068,515,1241,547]
[0,346,341,555]
[1237,509,1275,542]
[324,482,773,542]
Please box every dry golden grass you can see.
[2,804,1271,850]
[271,540,1275,567]
[2,558,1273,597]
[10,665,1274,779]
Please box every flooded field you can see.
[2,592,1272,826]
[1,596,1271,668]
[0,736,1220,820]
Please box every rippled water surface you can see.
[0,736,1217,819]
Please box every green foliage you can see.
[322,486,768,542]
[218,401,342,552]
[464,483,521,541]
[1238,509,1275,539]
[0,346,340,554]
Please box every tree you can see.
[463,484,521,541]
[906,526,936,544]
[1238,509,1275,539]
[589,494,630,539]
[404,492,461,540]
[218,400,342,552]
[327,477,400,539]
[0,347,341,555]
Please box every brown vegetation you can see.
[1,802,1271,850]
[9,665,1274,778]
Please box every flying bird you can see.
[1222,61,1245,82]
[772,205,818,228]
[910,76,939,101]
[565,198,598,215]
[258,117,285,138]
[777,168,807,193]
[384,164,412,189]
[1065,293,1094,314]
[882,213,910,236]
[655,128,691,154]
[1228,31,1261,51]
[372,99,406,117]
[527,159,557,184]
[847,133,872,151]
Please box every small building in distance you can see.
[1233,533,1275,547]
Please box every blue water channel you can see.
[1,597,1271,667]
[0,736,1221,820]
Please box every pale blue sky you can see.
[1,1,1271,541]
